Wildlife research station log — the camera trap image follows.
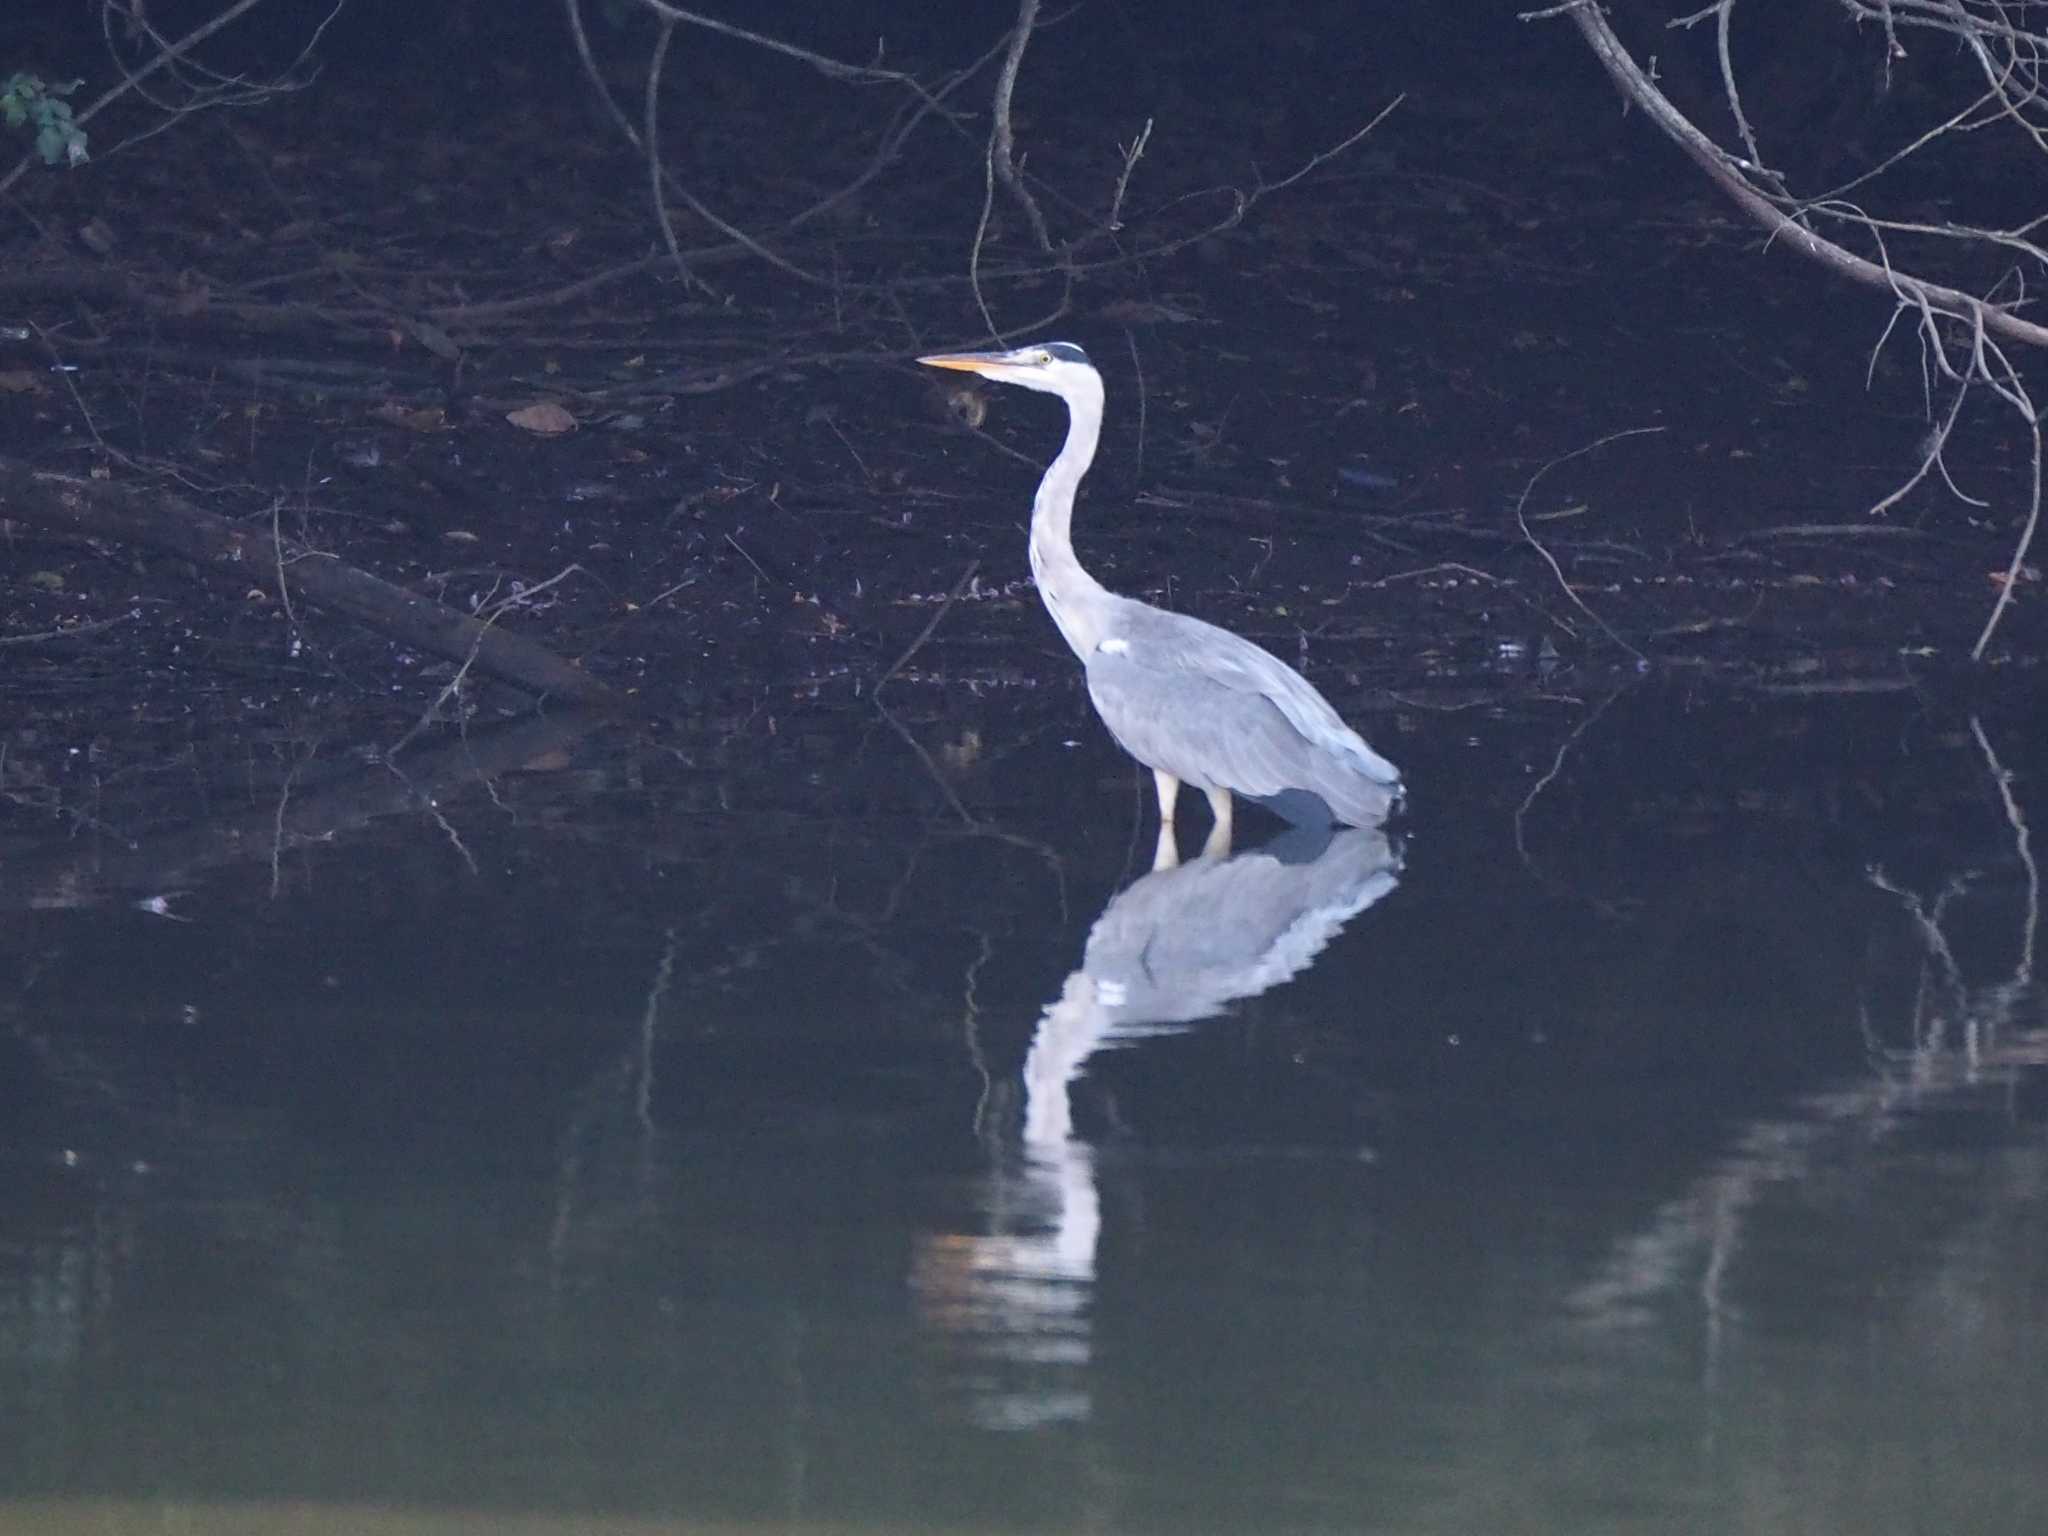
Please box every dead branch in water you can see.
[0,456,619,708]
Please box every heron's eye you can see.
[1032,350,1052,365]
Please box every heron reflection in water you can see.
[919,342,1402,865]
[911,822,1404,1429]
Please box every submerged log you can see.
[0,456,618,707]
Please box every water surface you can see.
[1,681,2043,1534]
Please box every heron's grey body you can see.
[919,341,1402,843]
[1084,600,1400,827]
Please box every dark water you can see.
[2,681,2045,1534]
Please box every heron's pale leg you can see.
[1151,821,1182,872]
[1152,769,1181,827]
[1202,785,1234,860]
[1148,770,1184,871]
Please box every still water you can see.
[2,680,2044,1534]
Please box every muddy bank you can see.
[2,9,2041,789]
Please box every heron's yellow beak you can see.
[917,351,1004,375]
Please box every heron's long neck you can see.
[1029,386,1113,659]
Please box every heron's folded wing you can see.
[1089,609,1400,787]
[1085,640,1328,799]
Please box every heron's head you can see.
[917,341,1098,404]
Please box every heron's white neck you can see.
[1030,375,1114,659]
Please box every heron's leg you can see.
[1202,785,1234,860]
[1152,769,1181,826]
[1151,821,1181,872]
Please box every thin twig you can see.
[642,20,712,297]
[637,0,918,83]
[1252,95,1406,195]
[724,533,772,586]
[1512,427,1663,662]
[1969,716,2038,983]
[1973,406,2043,659]
[1107,117,1154,231]
[641,16,817,290]
[270,494,302,638]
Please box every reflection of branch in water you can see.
[1862,718,2037,1073]
[771,817,1069,1021]
[870,697,976,826]
[638,927,677,1145]
[4,711,616,916]
[1865,864,1973,1063]
[547,1053,640,1293]
[872,561,980,701]
[867,699,1069,895]
[1572,714,2044,1346]
[961,928,998,1144]
[865,695,1076,915]
[1973,716,2038,986]
[543,924,694,1290]
[1512,684,1633,920]
[384,755,482,877]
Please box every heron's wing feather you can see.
[1085,648,1301,799]
[1091,604,1401,786]
[1085,636,1398,827]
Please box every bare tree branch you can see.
[1536,0,2048,654]
[1546,2,2048,350]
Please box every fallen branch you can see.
[0,611,137,646]
[0,456,618,707]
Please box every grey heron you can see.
[919,341,1402,852]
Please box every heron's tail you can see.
[1260,763,1401,829]
[1322,771,1403,828]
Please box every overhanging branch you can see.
[1547,0,2048,352]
